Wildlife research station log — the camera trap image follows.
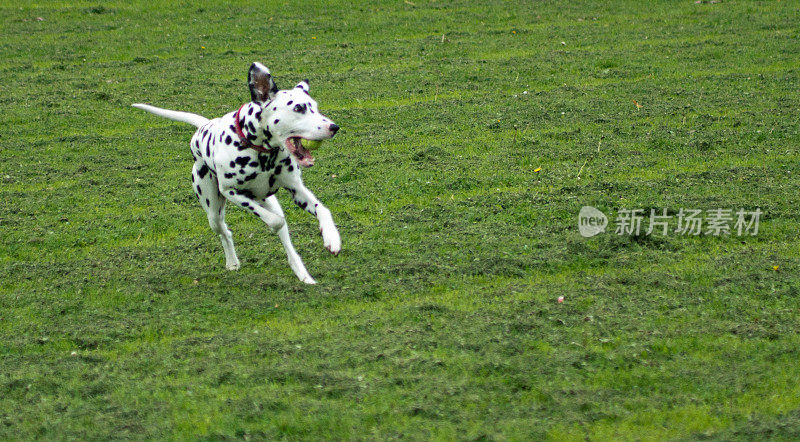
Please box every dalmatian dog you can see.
[132,62,340,284]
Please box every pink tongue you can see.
[287,139,315,167]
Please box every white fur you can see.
[131,103,209,127]
[132,64,341,283]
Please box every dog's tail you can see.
[131,103,210,128]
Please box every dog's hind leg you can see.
[261,195,316,284]
[192,163,240,270]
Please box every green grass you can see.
[2,0,799,439]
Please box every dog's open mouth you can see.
[285,137,315,167]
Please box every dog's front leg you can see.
[260,196,316,284]
[285,184,340,255]
[222,188,285,232]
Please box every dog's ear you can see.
[295,79,310,94]
[248,62,279,104]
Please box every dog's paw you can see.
[301,275,317,285]
[320,226,341,255]
[226,258,241,271]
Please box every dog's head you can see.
[248,62,339,167]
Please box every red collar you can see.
[233,103,271,152]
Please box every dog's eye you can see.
[293,103,307,114]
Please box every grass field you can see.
[2,0,800,439]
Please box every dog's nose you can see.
[329,123,339,134]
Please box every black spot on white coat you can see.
[198,164,210,179]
